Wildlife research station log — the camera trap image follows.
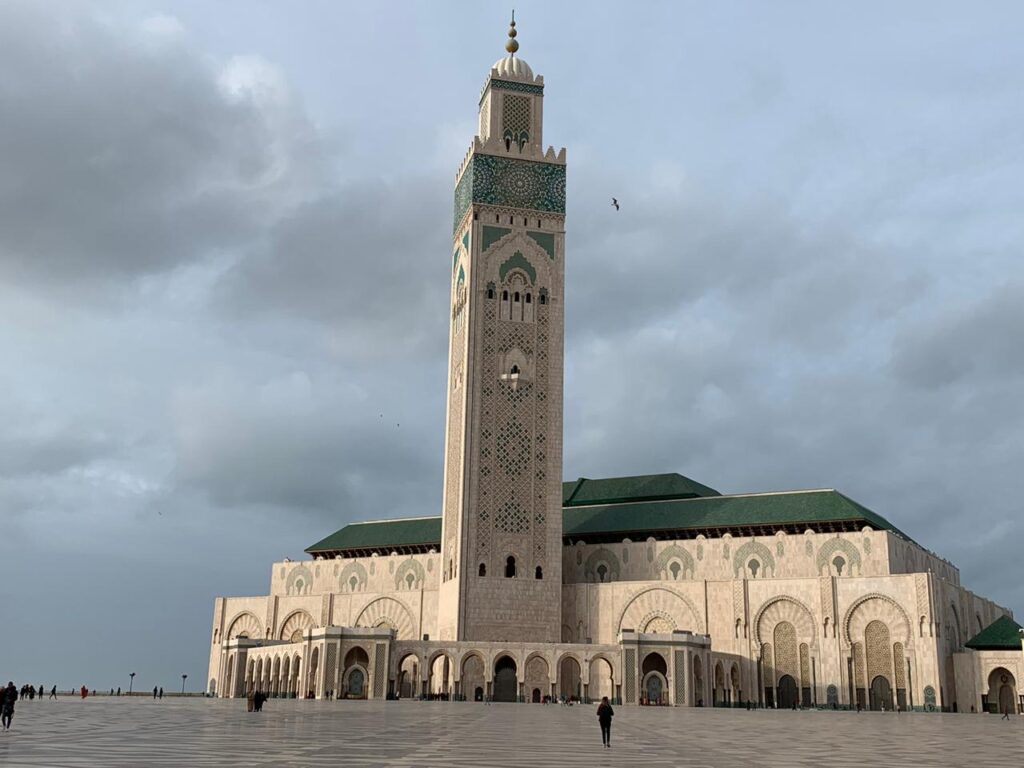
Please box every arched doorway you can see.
[559,656,582,701]
[428,653,452,699]
[869,676,892,711]
[493,656,518,702]
[397,654,419,699]
[777,675,798,709]
[343,647,370,699]
[225,655,235,698]
[589,657,614,701]
[987,668,1017,715]
[524,655,549,703]
[307,648,318,698]
[693,655,704,706]
[461,654,485,702]
[641,652,668,705]
[714,662,725,706]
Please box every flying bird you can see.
[611,198,620,211]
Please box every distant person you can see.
[153,686,158,699]
[80,686,88,699]
[2,682,17,730]
[158,687,163,700]
[117,687,121,696]
[596,696,614,749]
[1002,705,1011,720]
[49,685,57,700]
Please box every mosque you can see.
[208,21,1022,714]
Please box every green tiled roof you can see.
[307,476,911,554]
[561,489,908,540]
[965,615,1023,651]
[306,517,442,554]
[562,473,720,507]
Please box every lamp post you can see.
[181,674,188,695]
[129,672,136,696]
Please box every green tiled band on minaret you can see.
[453,154,567,232]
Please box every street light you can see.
[181,674,188,695]
[129,672,136,696]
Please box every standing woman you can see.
[596,696,614,748]
[2,681,17,730]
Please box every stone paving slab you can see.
[0,698,1021,767]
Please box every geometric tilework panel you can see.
[624,649,636,703]
[502,94,531,142]
[773,622,799,682]
[471,154,566,214]
[674,651,686,705]
[324,646,337,696]
[373,644,386,698]
[489,78,544,97]
[893,643,906,688]
[865,620,892,684]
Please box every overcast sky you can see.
[2,0,1022,691]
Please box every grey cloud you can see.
[0,2,328,289]
[217,176,452,358]
[170,370,443,520]
[890,283,1024,388]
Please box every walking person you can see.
[158,687,163,700]
[1002,705,1011,720]
[49,685,57,700]
[153,686,158,699]
[596,696,614,749]
[2,681,17,730]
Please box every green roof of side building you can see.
[306,516,443,555]
[307,473,913,555]
[562,473,720,506]
[965,615,1024,651]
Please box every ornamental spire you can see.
[505,11,519,56]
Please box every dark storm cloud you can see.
[218,176,452,358]
[0,2,327,289]
[890,282,1024,389]
[170,370,442,518]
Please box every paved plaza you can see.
[0,698,1021,767]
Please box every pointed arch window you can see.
[505,556,516,578]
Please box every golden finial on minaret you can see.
[505,11,519,55]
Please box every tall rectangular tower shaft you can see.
[437,37,567,643]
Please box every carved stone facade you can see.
[439,37,565,645]
[206,26,1016,713]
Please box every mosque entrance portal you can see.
[493,657,518,702]
[777,675,798,709]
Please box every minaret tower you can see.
[437,17,566,642]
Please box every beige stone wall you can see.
[559,559,1009,709]
[953,650,1023,714]
[562,530,961,585]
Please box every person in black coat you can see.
[2,682,17,731]
[596,696,614,748]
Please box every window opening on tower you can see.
[505,556,516,578]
